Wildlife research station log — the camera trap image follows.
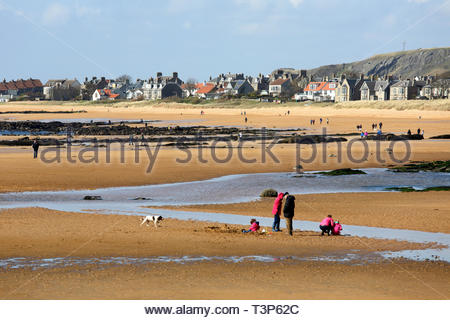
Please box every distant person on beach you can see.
[271,192,284,232]
[379,122,383,130]
[32,139,39,159]
[364,130,368,138]
[407,129,412,136]
[360,132,364,139]
[417,128,421,135]
[421,129,424,136]
[129,134,134,146]
[287,110,290,115]
[320,118,323,124]
[319,215,335,236]
[326,118,329,125]
[332,220,343,235]
[242,219,260,233]
[283,193,295,236]
[245,117,248,123]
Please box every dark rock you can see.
[315,168,366,176]
[83,195,102,200]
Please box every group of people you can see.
[407,128,424,136]
[242,192,343,237]
[358,122,383,132]
[309,118,329,126]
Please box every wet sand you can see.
[159,191,450,234]
[1,101,450,192]
[1,140,450,192]
[0,208,448,299]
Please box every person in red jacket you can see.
[332,220,343,235]
[242,219,260,233]
[271,192,284,232]
[319,215,335,236]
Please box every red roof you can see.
[304,82,327,92]
[0,79,43,91]
[0,83,7,91]
[322,82,337,91]
[270,78,289,86]
[14,80,26,89]
[5,82,18,90]
[196,83,216,94]
[97,89,119,99]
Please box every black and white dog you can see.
[140,215,163,228]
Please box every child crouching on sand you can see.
[242,219,260,233]
[332,220,343,235]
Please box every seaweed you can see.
[315,168,367,176]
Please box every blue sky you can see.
[0,0,449,82]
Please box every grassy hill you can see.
[284,47,450,79]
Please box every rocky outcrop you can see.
[278,47,450,79]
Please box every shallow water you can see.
[0,169,449,263]
[0,168,448,205]
[0,253,385,270]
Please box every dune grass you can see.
[3,99,449,111]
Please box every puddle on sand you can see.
[0,252,387,270]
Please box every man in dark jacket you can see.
[283,192,295,236]
[32,139,39,159]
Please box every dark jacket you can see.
[32,141,39,151]
[283,195,295,218]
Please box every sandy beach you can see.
[0,208,448,299]
[0,100,449,300]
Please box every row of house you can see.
[296,75,449,102]
[2,71,448,103]
[0,79,43,102]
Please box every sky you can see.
[0,0,449,83]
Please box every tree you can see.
[116,74,132,84]
[184,78,197,91]
[81,82,97,100]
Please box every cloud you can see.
[167,0,205,13]
[382,13,397,27]
[183,21,192,29]
[42,3,70,26]
[237,22,261,35]
[289,0,304,8]
[234,0,270,10]
[407,0,431,3]
[75,3,101,18]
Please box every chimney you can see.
[340,74,345,81]
[360,73,364,80]
[173,72,178,78]
[370,75,374,81]
[101,77,105,81]
[157,72,162,78]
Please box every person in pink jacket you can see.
[271,192,284,232]
[319,215,335,236]
[332,220,343,235]
[242,219,260,233]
